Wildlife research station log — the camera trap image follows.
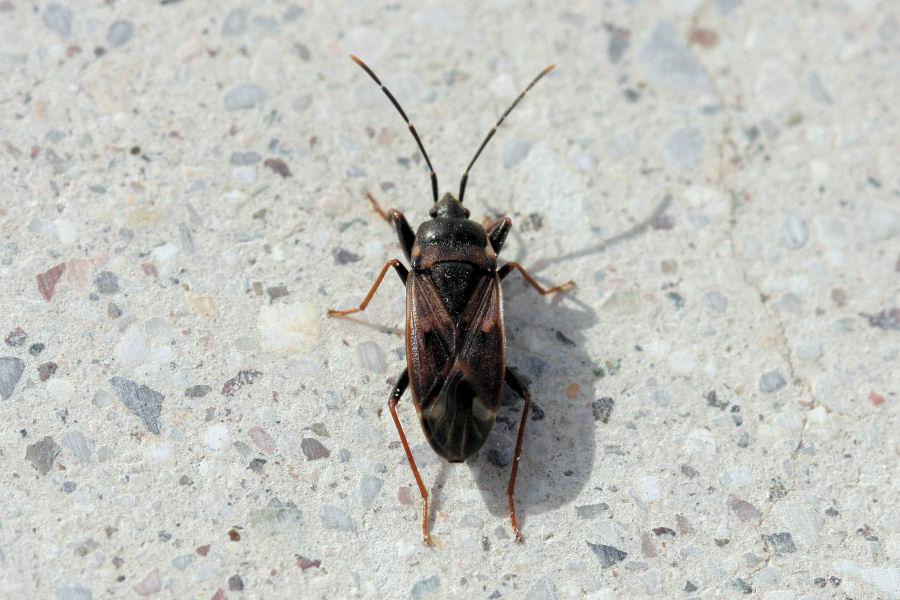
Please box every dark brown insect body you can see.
[329,56,574,543]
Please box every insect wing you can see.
[406,271,457,409]
[454,272,505,414]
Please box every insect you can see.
[329,55,574,543]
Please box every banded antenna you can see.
[458,64,555,203]
[350,55,439,204]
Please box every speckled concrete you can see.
[1,1,898,599]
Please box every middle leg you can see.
[498,262,575,295]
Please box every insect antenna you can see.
[350,55,439,204]
[458,64,555,203]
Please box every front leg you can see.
[486,217,512,255]
[366,192,415,261]
[327,259,408,317]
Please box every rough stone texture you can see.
[0,2,896,599]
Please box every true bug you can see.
[329,55,574,543]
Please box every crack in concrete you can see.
[691,8,826,585]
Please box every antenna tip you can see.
[349,54,361,63]
[543,64,556,75]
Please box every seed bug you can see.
[329,55,574,543]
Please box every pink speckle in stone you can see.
[398,486,414,506]
[248,427,275,454]
[141,262,158,277]
[66,258,91,293]
[132,568,160,596]
[37,263,66,301]
[869,391,885,407]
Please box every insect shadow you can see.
[466,281,597,530]
[465,194,672,527]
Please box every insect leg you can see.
[387,368,432,544]
[327,259,408,317]
[498,262,575,295]
[504,366,531,542]
[366,192,415,261]
[486,217,512,255]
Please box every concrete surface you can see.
[1,1,898,598]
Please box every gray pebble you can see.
[587,542,627,566]
[224,83,268,111]
[43,4,73,37]
[94,271,120,295]
[252,15,278,33]
[28,219,55,236]
[248,499,304,534]
[571,151,597,174]
[284,5,304,21]
[714,0,742,13]
[222,9,248,36]
[346,164,367,178]
[179,222,195,253]
[194,562,221,581]
[320,505,356,531]
[144,317,172,339]
[353,421,383,448]
[502,139,531,169]
[814,215,853,248]
[774,293,803,315]
[0,356,25,400]
[61,430,92,461]
[358,474,384,508]
[758,371,786,393]
[704,291,728,313]
[525,577,557,600]
[779,213,809,249]
[650,389,671,406]
[46,130,66,143]
[795,342,822,362]
[109,376,164,434]
[106,20,134,48]
[638,21,713,93]
[185,384,211,398]
[575,503,609,519]
[752,566,779,587]
[229,151,261,166]
[55,584,93,600]
[638,571,661,595]
[864,205,900,242]
[829,317,856,333]
[92,390,112,407]
[356,340,387,373]
[26,436,61,475]
[808,72,833,104]
[605,25,629,64]
[762,532,796,553]
[410,575,440,600]
[663,127,703,171]
[171,554,193,570]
